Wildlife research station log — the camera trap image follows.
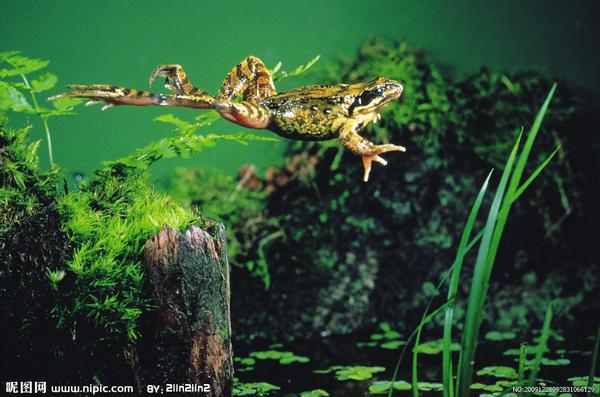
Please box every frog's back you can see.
[260,85,350,141]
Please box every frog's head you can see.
[348,77,403,117]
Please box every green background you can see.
[2,0,598,180]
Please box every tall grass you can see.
[439,85,559,397]
[588,321,600,397]
[388,85,558,397]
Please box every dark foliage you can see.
[228,37,599,341]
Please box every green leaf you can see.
[414,339,460,355]
[380,340,407,350]
[485,331,517,341]
[154,113,194,133]
[315,365,385,381]
[300,390,330,397]
[273,55,321,81]
[417,382,443,391]
[0,51,49,77]
[357,341,378,348]
[369,380,412,394]
[31,72,58,92]
[476,366,518,379]
[539,357,570,366]
[51,96,83,111]
[233,381,280,396]
[249,349,309,365]
[0,86,34,112]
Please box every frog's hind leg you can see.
[217,56,276,103]
[339,123,406,182]
[49,84,215,110]
[213,56,274,129]
[149,64,208,97]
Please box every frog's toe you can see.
[148,65,172,87]
[362,155,388,182]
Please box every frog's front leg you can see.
[339,121,406,182]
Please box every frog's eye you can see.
[356,88,383,107]
[350,88,383,114]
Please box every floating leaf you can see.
[417,382,443,391]
[234,356,256,366]
[503,344,548,356]
[539,357,570,366]
[485,331,517,341]
[414,339,460,355]
[315,365,385,381]
[567,376,600,387]
[369,380,411,394]
[357,341,378,348]
[380,340,407,350]
[31,72,57,92]
[476,366,518,379]
[233,381,280,396]
[300,390,329,397]
[470,382,503,392]
[249,349,309,365]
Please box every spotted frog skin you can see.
[50,56,406,181]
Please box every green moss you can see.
[0,121,71,379]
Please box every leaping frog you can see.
[49,56,406,181]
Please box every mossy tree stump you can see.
[130,224,233,396]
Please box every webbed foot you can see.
[149,64,195,95]
[49,84,214,110]
[361,144,406,182]
[48,85,135,110]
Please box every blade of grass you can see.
[442,170,493,397]
[487,86,557,296]
[508,84,557,200]
[513,146,560,201]
[457,85,557,397]
[457,131,522,397]
[588,321,600,397]
[526,303,553,389]
[387,230,483,397]
[518,343,527,397]
[387,302,449,397]
[412,308,427,397]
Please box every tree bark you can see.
[129,223,233,396]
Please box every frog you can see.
[49,56,406,181]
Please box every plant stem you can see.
[9,60,55,166]
[518,343,527,397]
[588,320,600,397]
[22,74,54,166]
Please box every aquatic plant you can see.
[233,380,280,396]
[315,365,386,381]
[0,50,82,166]
[452,86,559,397]
[299,389,330,397]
